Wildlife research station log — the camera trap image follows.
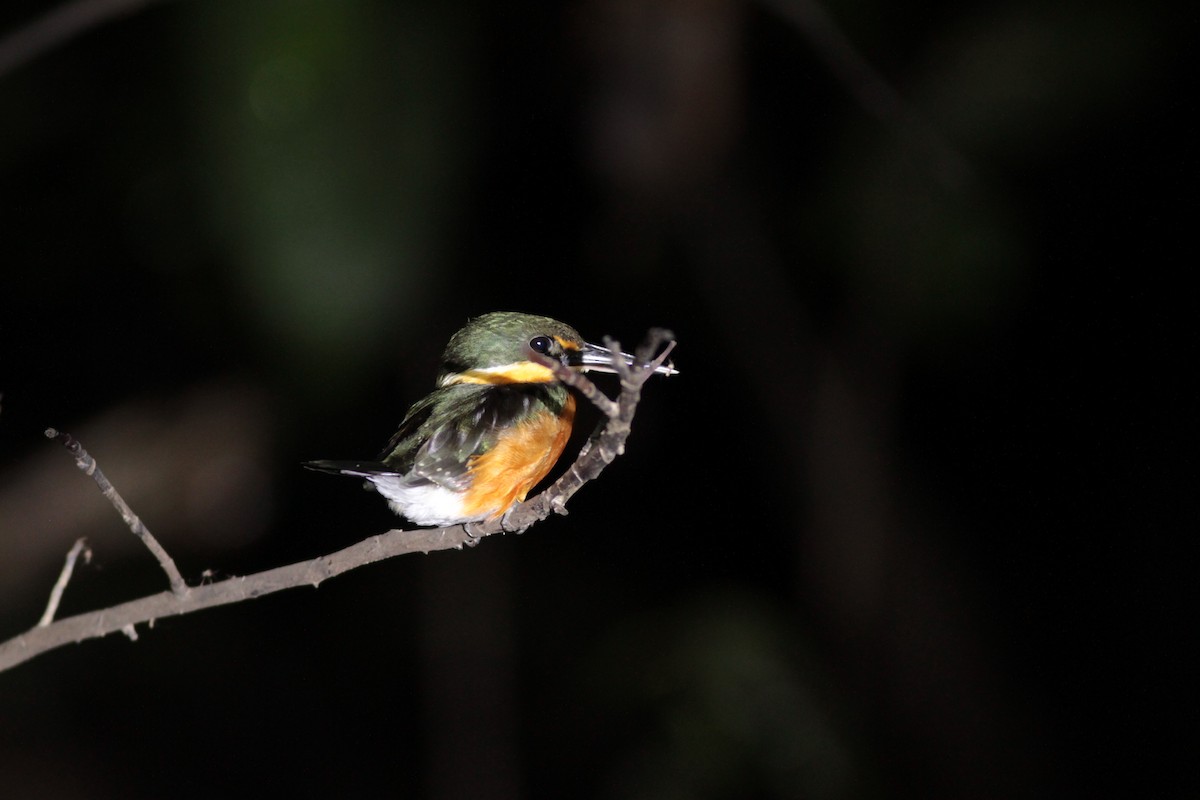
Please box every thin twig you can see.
[44,428,188,595]
[528,353,619,419]
[603,337,630,380]
[529,333,676,420]
[38,538,90,627]
[647,339,678,375]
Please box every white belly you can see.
[368,476,486,527]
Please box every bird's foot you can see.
[462,521,484,545]
[499,506,532,534]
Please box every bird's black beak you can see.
[573,341,679,376]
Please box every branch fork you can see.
[44,428,188,596]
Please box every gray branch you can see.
[45,428,188,595]
[37,538,90,627]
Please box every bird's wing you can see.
[307,385,563,493]
[375,385,532,492]
[381,385,559,492]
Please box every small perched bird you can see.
[305,311,676,526]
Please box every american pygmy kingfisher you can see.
[305,311,676,526]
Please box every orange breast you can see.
[460,395,576,519]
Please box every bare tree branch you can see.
[529,337,678,423]
[0,330,676,674]
[45,428,187,595]
[532,351,620,420]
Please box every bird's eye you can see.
[529,336,554,354]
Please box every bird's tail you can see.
[302,459,398,477]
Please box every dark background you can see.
[1,1,1193,798]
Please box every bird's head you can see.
[437,311,676,386]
